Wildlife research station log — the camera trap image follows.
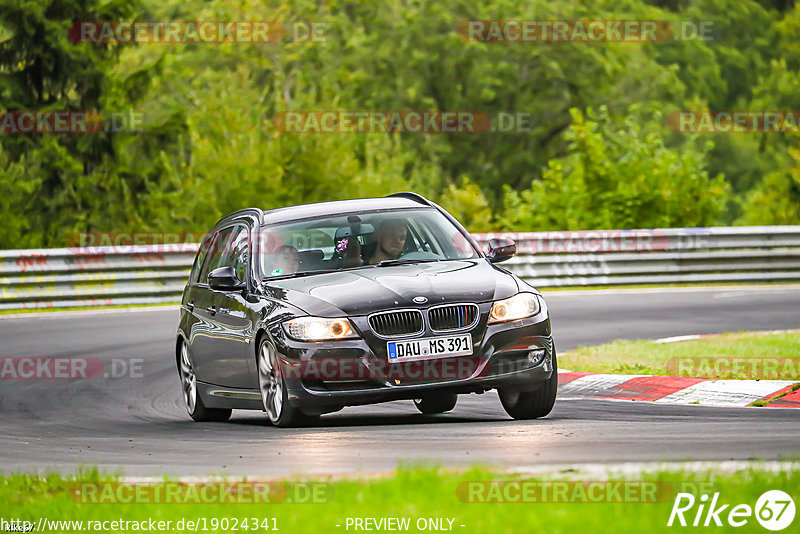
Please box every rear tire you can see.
[498,353,558,420]
[413,393,458,414]
[257,338,318,428]
[178,341,231,422]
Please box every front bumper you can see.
[272,310,554,410]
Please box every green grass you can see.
[560,331,800,380]
[1,466,798,533]
[751,383,800,407]
[540,281,800,292]
[0,302,177,315]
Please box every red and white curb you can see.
[557,371,800,408]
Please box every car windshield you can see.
[258,208,479,278]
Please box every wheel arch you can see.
[175,334,186,370]
[254,328,269,355]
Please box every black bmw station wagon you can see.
[176,193,556,426]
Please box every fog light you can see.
[528,348,546,365]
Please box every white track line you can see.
[655,329,798,343]
[655,379,798,407]
[509,460,800,479]
[557,374,646,397]
[654,334,703,344]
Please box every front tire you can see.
[413,393,458,414]
[498,353,558,420]
[179,341,231,422]
[257,339,318,428]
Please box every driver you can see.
[368,219,408,264]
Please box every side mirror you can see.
[485,237,517,263]
[208,266,246,291]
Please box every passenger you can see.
[368,219,407,264]
[270,245,300,276]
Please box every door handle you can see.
[207,305,217,316]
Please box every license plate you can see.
[386,334,472,362]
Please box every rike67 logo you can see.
[668,490,795,530]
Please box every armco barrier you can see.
[0,244,198,311]
[471,226,800,287]
[1,226,799,310]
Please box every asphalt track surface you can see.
[1,286,799,477]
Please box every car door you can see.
[190,226,235,385]
[208,225,256,388]
[182,231,219,378]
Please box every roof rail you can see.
[386,192,433,206]
[214,207,264,227]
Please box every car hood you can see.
[263,259,520,316]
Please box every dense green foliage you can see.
[501,107,730,230]
[1,0,799,248]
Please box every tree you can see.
[500,106,729,230]
[437,177,493,232]
[737,144,800,225]
[0,0,186,248]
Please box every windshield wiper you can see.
[264,269,339,281]
[265,260,440,279]
[375,259,440,267]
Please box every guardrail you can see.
[1,226,799,310]
[0,244,197,311]
[471,226,800,287]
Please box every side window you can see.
[198,228,232,284]
[226,227,250,282]
[200,225,249,286]
[189,233,215,285]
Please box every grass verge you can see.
[0,302,177,316]
[540,281,800,292]
[559,331,800,380]
[1,465,798,533]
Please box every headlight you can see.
[283,317,358,341]
[488,293,541,324]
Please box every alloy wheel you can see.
[179,343,197,414]
[258,342,283,423]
